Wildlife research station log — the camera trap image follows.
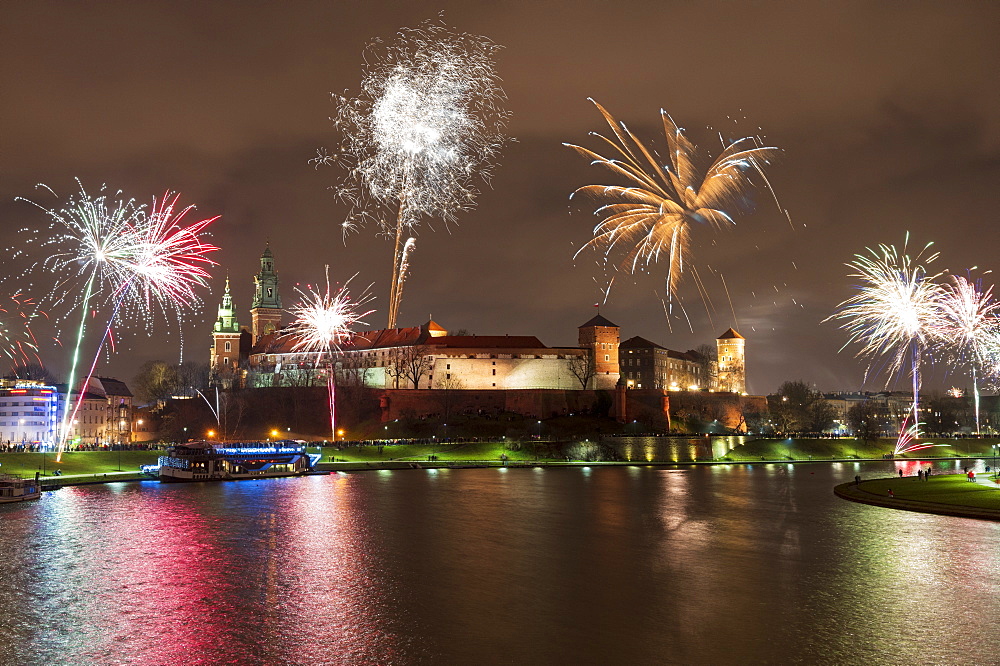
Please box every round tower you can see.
[716,328,746,393]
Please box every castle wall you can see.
[378,389,610,422]
[428,355,585,390]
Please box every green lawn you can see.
[858,473,1000,510]
[722,438,1000,461]
[0,451,161,478]
[324,440,559,462]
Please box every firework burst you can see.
[323,18,510,328]
[284,268,375,440]
[14,181,219,449]
[566,100,781,305]
[933,274,1000,434]
[829,236,944,435]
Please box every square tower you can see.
[578,313,621,390]
[251,244,282,344]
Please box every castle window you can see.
[605,355,610,362]
[267,288,273,298]
[446,364,451,370]
[492,369,496,376]
[446,373,451,380]
[225,341,232,352]
[224,357,229,365]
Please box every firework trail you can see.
[0,292,47,372]
[566,100,781,311]
[14,182,219,451]
[828,236,944,436]
[319,18,510,328]
[284,268,375,441]
[389,238,416,330]
[933,275,1000,434]
[893,413,937,455]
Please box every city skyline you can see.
[1,1,998,394]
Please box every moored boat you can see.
[142,441,321,482]
[0,473,42,503]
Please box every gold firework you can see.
[566,99,781,298]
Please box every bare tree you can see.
[177,361,211,396]
[436,375,464,419]
[134,361,181,404]
[6,363,57,384]
[568,352,596,389]
[383,348,407,389]
[400,345,434,389]
[847,400,881,443]
[716,356,744,393]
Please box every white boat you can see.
[143,441,321,482]
[0,473,42,503]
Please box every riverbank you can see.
[3,438,1000,488]
[835,474,1000,521]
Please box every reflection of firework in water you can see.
[829,236,944,435]
[285,268,375,441]
[319,18,509,328]
[0,292,47,371]
[566,99,781,305]
[14,181,219,449]
[933,275,1000,434]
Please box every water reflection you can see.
[1,461,999,664]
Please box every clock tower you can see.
[251,244,282,344]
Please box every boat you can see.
[142,441,322,482]
[0,472,42,503]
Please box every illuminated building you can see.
[716,328,746,393]
[250,243,282,344]
[210,276,251,388]
[0,380,59,447]
[215,246,618,391]
[619,337,706,390]
[248,321,596,390]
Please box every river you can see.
[2,459,999,665]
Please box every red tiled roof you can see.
[249,328,555,357]
[250,325,430,356]
[427,335,547,349]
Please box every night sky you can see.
[2,0,998,394]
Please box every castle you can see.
[210,246,747,394]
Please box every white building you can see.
[0,381,60,447]
[247,320,601,391]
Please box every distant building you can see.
[619,336,706,390]
[84,377,134,445]
[0,380,59,447]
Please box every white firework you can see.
[327,18,510,328]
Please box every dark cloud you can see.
[1,0,998,392]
